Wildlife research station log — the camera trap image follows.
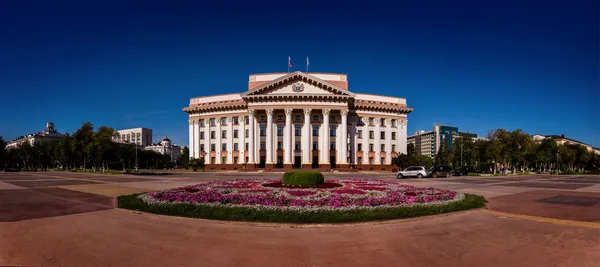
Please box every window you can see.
[358,130,362,138]
[200,132,204,139]
[369,131,374,139]
[392,119,397,127]
[222,143,227,151]
[392,144,396,152]
[245,143,249,151]
[380,157,384,165]
[233,117,239,125]
[277,125,284,136]
[295,141,301,150]
[277,141,283,150]
[369,118,374,125]
[295,125,301,136]
[358,157,362,163]
[211,144,216,151]
[260,141,266,150]
[260,116,266,121]
[210,119,216,126]
[222,157,226,163]
[380,118,385,125]
[245,117,249,124]
[200,144,205,152]
[295,115,301,121]
[358,144,363,152]
[234,157,238,164]
[330,142,336,150]
[200,120,205,127]
[330,126,337,137]
[234,143,239,151]
[312,126,319,136]
[211,157,215,164]
[277,115,283,121]
[245,129,249,138]
[313,115,318,121]
[260,125,266,136]
[392,132,396,140]
[221,130,226,138]
[369,144,374,152]
[381,144,385,152]
[313,142,318,150]
[234,130,239,138]
[330,115,336,121]
[369,157,374,164]
[210,131,215,139]
[381,131,385,139]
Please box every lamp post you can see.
[132,132,138,172]
[460,139,463,167]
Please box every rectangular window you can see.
[221,118,226,125]
[358,144,363,152]
[211,144,216,151]
[222,130,226,138]
[222,157,227,163]
[295,141,301,150]
[330,126,337,137]
[369,144,374,152]
[211,131,215,139]
[245,129,249,138]
[313,142,318,150]
[380,157,384,165]
[200,144,205,152]
[277,125,284,136]
[222,143,227,151]
[313,126,319,136]
[200,120,205,127]
[211,157,215,164]
[369,131,374,139]
[381,131,385,139]
[260,116,266,121]
[295,125,301,136]
[392,132,396,140]
[245,117,249,124]
[210,119,216,126]
[392,144,396,152]
[245,143,249,151]
[381,144,385,152]
[233,117,239,125]
[369,118,374,125]
[358,157,362,163]
[330,142,336,150]
[313,115,318,121]
[295,115,301,121]
[369,157,374,164]
[277,141,283,150]
[234,157,238,164]
[260,125,266,136]
[277,115,283,121]
[200,132,204,139]
[234,130,239,138]
[260,141,266,150]
[358,130,362,138]
[234,143,239,151]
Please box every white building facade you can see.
[6,122,65,149]
[114,128,153,146]
[184,71,412,171]
[144,138,181,162]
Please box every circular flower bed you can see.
[119,178,486,223]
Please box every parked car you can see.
[451,166,477,176]
[396,166,428,179]
[428,165,452,178]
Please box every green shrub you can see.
[282,171,324,186]
[467,172,480,176]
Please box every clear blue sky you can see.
[1,0,598,147]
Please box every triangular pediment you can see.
[241,71,354,98]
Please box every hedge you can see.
[282,171,325,186]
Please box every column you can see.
[215,118,222,164]
[265,109,274,164]
[399,119,408,154]
[239,116,246,164]
[385,118,392,165]
[340,110,348,165]
[194,119,200,159]
[321,109,330,165]
[374,118,381,165]
[335,124,341,164]
[302,108,311,165]
[284,109,293,165]
[226,117,233,164]
[351,117,357,164]
[204,118,210,162]
[247,110,255,164]
[188,119,194,158]
[362,117,370,165]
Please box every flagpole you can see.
[306,56,308,72]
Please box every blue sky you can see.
[1,0,598,147]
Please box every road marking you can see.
[480,209,600,229]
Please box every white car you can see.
[396,166,428,179]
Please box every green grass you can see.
[117,194,487,224]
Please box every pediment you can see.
[241,71,354,98]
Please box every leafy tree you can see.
[189,157,204,171]
[406,143,417,156]
[0,136,6,168]
[73,122,94,169]
[179,146,190,168]
[536,139,557,171]
[434,139,452,166]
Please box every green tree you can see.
[434,140,452,166]
[0,136,6,168]
[179,146,190,169]
[536,139,557,172]
[407,143,417,156]
[73,122,95,169]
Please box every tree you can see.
[189,157,204,171]
[179,146,190,169]
[0,136,6,168]
[73,122,94,169]
[406,143,417,156]
[452,135,475,167]
[536,139,557,172]
[434,140,452,166]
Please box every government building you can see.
[184,71,412,171]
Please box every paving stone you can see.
[5,179,101,188]
[538,195,600,206]
[499,182,592,190]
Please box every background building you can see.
[114,128,153,146]
[408,123,485,157]
[6,122,65,149]
[533,134,600,154]
[184,71,412,171]
[144,137,181,162]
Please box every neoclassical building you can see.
[184,71,412,171]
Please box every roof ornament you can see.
[292,83,304,92]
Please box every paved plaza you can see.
[1,171,599,266]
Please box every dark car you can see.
[428,165,452,178]
[451,166,477,176]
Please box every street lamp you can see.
[132,132,138,172]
